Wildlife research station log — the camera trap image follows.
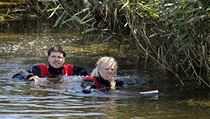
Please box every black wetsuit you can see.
[12,63,91,80]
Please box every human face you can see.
[98,62,116,81]
[48,51,65,68]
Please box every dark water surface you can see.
[0,21,210,119]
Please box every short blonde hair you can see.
[91,56,118,89]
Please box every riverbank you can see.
[0,1,36,23]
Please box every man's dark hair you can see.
[47,45,66,57]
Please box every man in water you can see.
[12,45,91,82]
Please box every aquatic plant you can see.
[11,0,210,88]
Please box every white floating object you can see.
[139,90,158,95]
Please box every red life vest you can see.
[83,75,109,89]
[38,63,74,77]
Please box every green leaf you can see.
[186,0,197,3]
[187,15,206,23]
[81,28,96,35]
[48,4,61,18]
[53,11,65,27]
[206,8,210,13]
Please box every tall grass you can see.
[29,0,210,88]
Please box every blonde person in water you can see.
[81,56,123,93]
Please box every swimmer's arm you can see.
[81,80,95,94]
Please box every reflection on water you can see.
[1,22,210,119]
[1,77,210,119]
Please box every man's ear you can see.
[47,56,50,62]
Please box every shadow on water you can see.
[1,20,210,118]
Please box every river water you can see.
[0,20,210,119]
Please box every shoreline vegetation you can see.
[1,1,210,92]
[0,1,28,22]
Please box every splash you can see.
[29,75,157,99]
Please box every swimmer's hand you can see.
[82,86,92,94]
[28,75,40,81]
[28,75,43,86]
[82,87,109,94]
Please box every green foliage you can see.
[159,0,210,81]
[29,0,210,88]
[122,0,210,87]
